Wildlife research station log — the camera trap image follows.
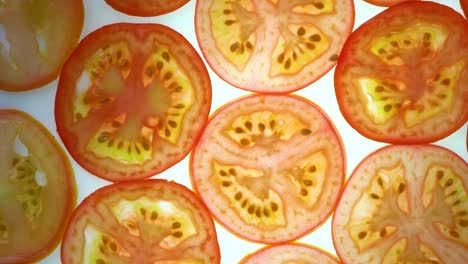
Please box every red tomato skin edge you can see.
[0,109,77,264]
[363,0,419,7]
[60,179,221,263]
[194,1,356,94]
[462,0,468,18]
[55,23,212,182]
[0,3,84,92]
[189,93,347,244]
[330,144,467,264]
[104,0,190,17]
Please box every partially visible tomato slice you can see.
[332,144,468,264]
[104,0,190,16]
[0,0,84,92]
[190,94,345,243]
[239,243,340,263]
[55,23,212,182]
[0,110,76,264]
[195,0,355,93]
[61,179,220,264]
[334,1,468,144]
[461,0,468,18]
[363,0,418,7]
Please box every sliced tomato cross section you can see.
[334,1,468,144]
[60,179,220,264]
[190,94,345,243]
[104,0,190,17]
[55,23,212,182]
[0,110,76,264]
[195,0,355,93]
[332,144,468,264]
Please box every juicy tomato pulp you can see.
[0,0,83,92]
[61,180,220,264]
[104,0,189,16]
[195,0,355,93]
[334,1,468,144]
[190,94,345,243]
[363,0,418,7]
[55,23,212,182]
[0,110,76,264]
[332,145,468,264]
[239,243,340,263]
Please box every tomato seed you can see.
[277,53,285,63]
[441,78,450,86]
[244,121,253,130]
[234,192,242,200]
[309,34,321,42]
[301,128,312,135]
[370,193,380,199]
[109,242,117,251]
[263,208,270,217]
[255,208,262,217]
[162,52,170,62]
[172,222,181,229]
[173,231,183,238]
[450,230,460,238]
[398,183,405,193]
[271,202,278,212]
[230,42,239,52]
[248,205,256,214]
[258,123,266,132]
[423,32,431,41]
[224,20,236,26]
[156,61,163,70]
[168,120,177,128]
[245,41,253,50]
[384,104,392,112]
[459,220,468,227]
[308,165,317,173]
[223,9,232,15]
[445,178,453,187]
[358,231,367,239]
[140,208,146,217]
[329,54,339,61]
[379,228,387,237]
[303,180,313,186]
[300,189,308,196]
[229,168,237,176]
[297,27,306,36]
[313,2,324,9]
[222,181,232,187]
[151,211,158,220]
[96,259,105,264]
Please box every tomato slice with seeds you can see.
[190,94,345,243]
[104,0,190,17]
[61,179,220,264]
[55,23,212,182]
[195,0,354,93]
[334,1,468,144]
[332,144,468,264]
[0,110,76,264]
[239,243,340,263]
[363,0,418,7]
[0,0,84,92]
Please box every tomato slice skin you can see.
[0,109,76,264]
[195,0,355,93]
[332,144,468,264]
[55,23,212,182]
[104,0,190,16]
[190,94,345,244]
[0,0,84,92]
[334,1,468,144]
[363,0,418,7]
[60,179,220,264]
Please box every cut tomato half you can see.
[60,179,220,264]
[363,0,418,7]
[55,23,212,182]
[239,243,340,263]
[332,144,468,264]
[334,1,468,144]
[190,94,345,243]
[0,110,76,264]
[104,0,190,17]
[0,0,84,92]
[195,0,355,93]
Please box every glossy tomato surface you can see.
[190,94,345,243]
[363,0,418,7]
[332,144,468,264]
[0,0,84,92]
[104,0,190,16]
[61,179,220,264]
[0,110,76,264]
[335,1,468,144]
[195,0,355,93]
[55,23,212,182]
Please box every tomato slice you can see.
[0,110,76,264]
[462,0,468,18]
[332,144,468,264]
[0,0,84,92]
[239,243,340,263]
[363,0,418,7]
[190,94,345,243]
[104,0,190,16]
[334,1,468,144]
[61,179,220,264]
[55,23,212,182]
[195,0,355,93]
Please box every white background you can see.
[0,0,466,263]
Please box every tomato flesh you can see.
[0,110,76,264]
[462,0,468,18]
[0,0,83,91]
[332,145,468,263]
[195,0,355,93]
[190,94,345,243]
[55,23,212,182]
[363,0,418,7]
[104,0,190,16]
[61,180,220,264]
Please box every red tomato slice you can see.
[332,144,468,264]
[104,0,190,17]
[195,0,355,93]
[0,110,76,264]
[462,0,468,18]
[334,1,468,144]
[61,179,220,264]
[0,0,84,92]
[55,23,212,182]
[190,94,345,243]
[363,0,418,7]
[239,243,340,263]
